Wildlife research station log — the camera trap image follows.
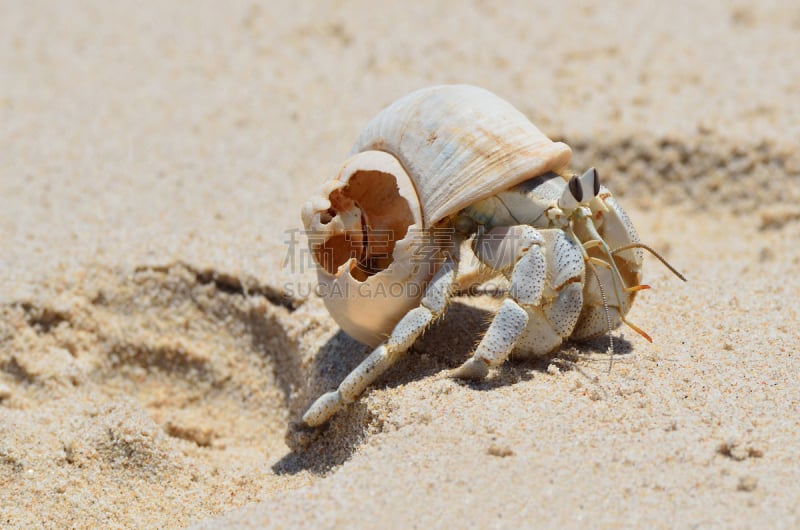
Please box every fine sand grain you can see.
[1,1,799,528]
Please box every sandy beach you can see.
[2,1,799,528]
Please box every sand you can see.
[1,0,799,528]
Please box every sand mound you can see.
[1,264,309,526]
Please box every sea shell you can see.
[350,84,572,225]
[302,85,572,346]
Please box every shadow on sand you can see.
[275,300,634,474]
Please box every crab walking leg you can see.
[515,229,585,354]
[303,258,459,427]
[452,226,547,380]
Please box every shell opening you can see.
[312,169,414,282]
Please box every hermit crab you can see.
[300,85,684,426]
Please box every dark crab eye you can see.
[568,175,583,202]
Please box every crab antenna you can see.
[578,214,655,344]
[585,260,615,372]
[585,246,649,291]
[620,316,652,343]
[611,243,687,282]
[578,216,629,315]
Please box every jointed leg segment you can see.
[303,259,458,426]
[453,226,547,379]
[454,226,586,379]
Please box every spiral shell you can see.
[302,85,572,346]
[350,84,572,226]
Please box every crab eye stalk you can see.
[558,174,582,210]
[559,168,601,210]
[579,167,600,198]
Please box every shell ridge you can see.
[350,85,572,225]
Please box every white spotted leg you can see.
[303,253,460,427]
[452,225,546,379]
